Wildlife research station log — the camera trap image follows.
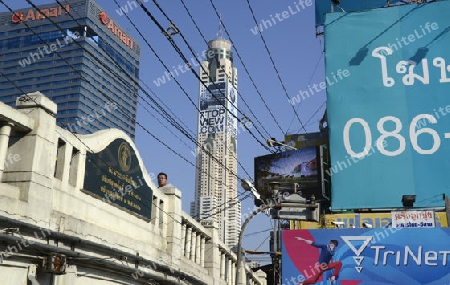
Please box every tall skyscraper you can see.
[190,35,240,248]
[0,0,140,139]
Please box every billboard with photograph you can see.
[282,228,450,285]
[254,146,321,200]
[325,1,450,210]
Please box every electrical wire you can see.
[178,0,272,140]
[1,0,275,266]
[142,0,274,178]
[1,0,245,226]
[108,0,259,220]
[286,49,325,133]
[136,0,272,154]
[205,0,286,136]
[243,0,307,134]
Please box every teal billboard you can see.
[325,1,450,209]
[83,138,153,219]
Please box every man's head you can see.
[329,240,339,251]
[157,172,167,187]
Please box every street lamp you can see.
[241,178,264,206]
[266,138,297,151]
[235,202,281,285]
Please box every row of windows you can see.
[2,78,81,90]
[86,38,139,80]
[1,27,138,77]
[84,57,138,98]
[82,65,138,108]
[0,30,67,50]
[0,20,78,38]
[85,19,139,64]
[78,85,135,130]
[0,19,129,59]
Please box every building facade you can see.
[0,0,140,139]
[190,38,241,248]
[0,92,265,285]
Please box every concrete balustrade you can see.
[0,92,266,285]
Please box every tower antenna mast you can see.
[218,13,223,39]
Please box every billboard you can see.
[325,1,450,210]
[254,146,321,200]
[282,228,450,285]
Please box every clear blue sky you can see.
[1,0,326,265]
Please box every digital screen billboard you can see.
[282,228,450,285]
[325,1,450,210]
[254,146,321,200]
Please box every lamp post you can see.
[235,202,281,285]
[268,182,280,285]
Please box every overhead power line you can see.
[178,0,272,140]
[244,0,307,134]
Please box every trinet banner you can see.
[325,1,450,210]
[282,228,450,285]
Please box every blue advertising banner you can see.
[325,1,450,210]
[315,0,387,26]
[315,0,436,27]
[282,228,450,285]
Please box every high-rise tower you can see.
[190,33,240,248]
[0,0,140,139]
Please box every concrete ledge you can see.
[0,101,33,132]
[0,183,20,199]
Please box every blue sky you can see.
[1,0,326,265]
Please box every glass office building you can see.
[0,0,140,139]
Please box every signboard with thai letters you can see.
[392,210,435,228]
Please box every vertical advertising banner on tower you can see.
[226,82,238,138]
[198,82,226,135]
[282,228,450,285]
[325,1,450,210]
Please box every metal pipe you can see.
[0,215,208,285]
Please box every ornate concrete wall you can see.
[0,92,265,285]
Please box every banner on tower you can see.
[198,82,225,135]
[226,83,237,138]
